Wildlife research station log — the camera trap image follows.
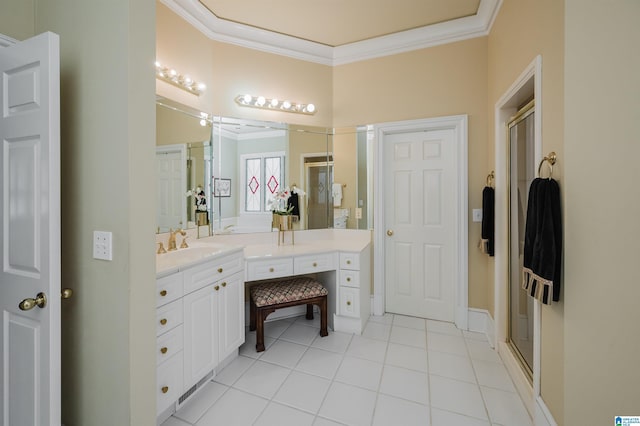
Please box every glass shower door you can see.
[508,102,535,377]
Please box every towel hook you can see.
[486,171,495,187]
[537,152,557,179]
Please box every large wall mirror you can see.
[156,97,373,235]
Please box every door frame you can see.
[493,55,546,420]
[373,115,469,330]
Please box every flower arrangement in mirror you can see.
[268,185,305,216]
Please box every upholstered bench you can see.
[249,276,329,352]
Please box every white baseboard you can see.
[467,308,495,348]
[535,395,558,426]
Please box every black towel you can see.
[522,178,562,304]
[481,186,495,256]
[287,192,300,217]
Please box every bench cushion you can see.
[251,277,328,307]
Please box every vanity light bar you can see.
[155,61,206,96]
[235,94,316,115]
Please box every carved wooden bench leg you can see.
[319,295,328,337]
[249,297,257,331]
[306,303,314,320]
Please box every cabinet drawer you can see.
[157,273,183,307]
[294,252,335,275]
[183,252,243,294]
[338,287,360,318]
[339,270,360,288]
[246,257,293,281]
[157,325,183,365]
[157,351,183,415]
[156,299,183,336]
[339,252,360,270]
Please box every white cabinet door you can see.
[218,271,245,361]
[183,284,218,390]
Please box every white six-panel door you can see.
[384,128,458,322]
[0,32,61,426]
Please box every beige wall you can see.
[334,38,490,310]
[564,1,640,424]
[333,130,358,229]
[31,0,157,425]
[156,104,210,146]
[487,0,565,421]
[0,0,34,41]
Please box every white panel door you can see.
[384,129,457,321]
[156,145,186,232]
[0,32,61,425]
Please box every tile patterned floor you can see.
[161,314,532,426]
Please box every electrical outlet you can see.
[472,209,483,223]
[93,231,113,261]
[355,208,363,219]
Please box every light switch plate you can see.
[93,231,113,261]
[355,208,362,219]
[472,209,483,223]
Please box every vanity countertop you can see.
[156,229,372,277]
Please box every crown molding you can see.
[0,33,18,48]
[161,0,502,66]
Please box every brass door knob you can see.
[61,288,73,299]
[161,386,169,394]
[386,229,394,236]
[160,290,167,297]
[160,347,168,354]
[19,292,47,311]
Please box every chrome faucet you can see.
[167,228,186,251]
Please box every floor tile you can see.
[195,388,267,426]
[427,350,475,383]
[254,402,315,426]
[335,356,383,391]
[279,323,323,346]
[313,417,346,426]
[173,381,228,424]
[472,359,516,392]
[379,364,429,405]
[427,320,462,336]
[429,375,487,421]
[311,331,352,353]
[259,339,308,368]
[465,339,502,364]
[368,313,394,325]
[346,335,388,363]
[161,417,191,426]
[239,332,275,359]
[463,330,487,341]
[430,408,490,426]
[295,314,322,328]
[362,321,391,341]
[385,342,428,373]
[232,360,291,399]
[295,347,343,379]
[372,393,430,426]
[427,332,468,356]
[318,382,377,426]
[212,355,254,386]
[393,315,426,330]
[263,319,293,338]
[273,370,331,414]
[389,326,426,349]
[481,386,532,426]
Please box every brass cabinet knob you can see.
[160,290,167,297]
[347,277,351,282]
[313,262,317,267]
[161,386,169,394]
[346,301,352,306]
[160,318,167,325]
[221,282,227,287]
[217,268,223,273]
[214,285,220,291]
[269,267,274,272]
[346,260,351,265]
[160,347,168,354]
[19,292,47,311]
[386,229,394,236]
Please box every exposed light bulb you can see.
[256,96,266,106]
[270,98,279,107]
[243,94,252,104]
[169,69,177,77]
[199,119,207,126]
[282,100,291,109]
[197,83,206,91]
[306,104,316,113]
